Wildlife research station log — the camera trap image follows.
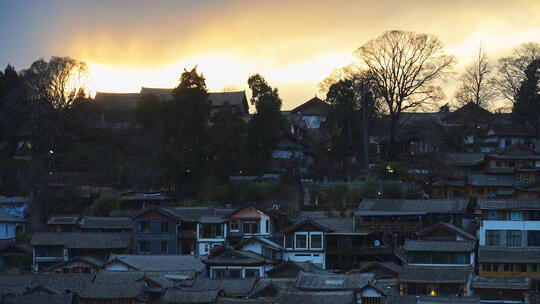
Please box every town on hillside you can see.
[0,19,539,304]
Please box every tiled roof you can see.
[180,277,258,297]
[13,294,73,304]
[78,281,144,299]
[398,265,472,283]
[443,153,485,166]
[106,254,204,272]
[47,216,80,225]
[416,222,476,240]
[471,275,531,290]
[30,232,131,249]
[79,216,132,230]
[161,288,221,303]
[295,272,374,291]
[0,209,22,222]
[404,240,475,252]
[477,198,540,210]
[467,174,515,187]
[278,290,356,304]
[478,247,540,263]
[355,199,469,216]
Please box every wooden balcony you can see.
[355,221,424,232]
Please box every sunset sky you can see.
[1,0,539,110]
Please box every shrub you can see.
[90,195,121,216]
[382,181,403,199]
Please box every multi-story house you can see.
[131,207,180,255]
[281,218,331,268]
[202,246,278,279]
[226,204,275,244]
[30,232,131,272]
[398,222,476,298]
[354,199,473,247]
[477,198,540,301]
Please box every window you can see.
[265,220,269,234]
[201,224,223,238]
[285,234,293,249]
[454,253,469,264]
[229,268,242,279]
[531,264,538,272]
[431,252,449,264]
[529,211,540,220]
[519,263,527,272]
[295,233,307,249]
[492,263,501,272]
[140,241,150,253]
[160,221,169,233]
[410,252,427,264]
[212,269,226,279]
[203,243,209,254]
[245,268,260,278]
[139,221,151,232]
[230,220,239,231]
[161,241,168,254]
[509,161,515,167]
[510,211,523,221]
[528,231,540,246]
[486,230,500,246]
[504,263,513,272]
[507,230,521,246]
[310,233,323,249]
[496,161,502,167]
[242,221,260,234]
[482,263,491,272]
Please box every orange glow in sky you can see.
[1,0,539,109]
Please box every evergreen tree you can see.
[247,74,287,178]
[512,59,540,135]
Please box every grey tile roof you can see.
[236,236,282,251]
[471,275,531,290]
[278,290,356,304]
[79,216,132,230]
[13,294,73,304]
[203,248,271,266]
[218,299,274,304]
[467,174,515,187]
[444,153,485,166]
[181,277,258,297]
[250,277,297,296]
[398,265,472,284]
[385,295,421,304]
[77,281,144,299]
[165,206,233,222]
[295,272,374,291]
[416,296,480,304]
[266,261,331,277]
[0,273,93,295]
[106,254,205,272]
[47,216,80,225]
[0,196,32,205]
[416,222,476,240]
[404,240,476,252]
[30,232,132,249]
[358,262,402,275]
[0,209,21,222]
[312,217,353,232]
[478,246,540,263]
[46,256,103,271]
[355,199,469,216]
[477,198,540,210]
[161,288,221,303]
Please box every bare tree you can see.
[454,45,498,109]
[24,56,88,109]
[354,30,456,157]
[498,42,540,103]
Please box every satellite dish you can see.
[374,240,380,247]
[273,204,280,210]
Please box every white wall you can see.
[479,220,540,246]
[0,223,15,240]
[104,262,129,271]
[283,252,325,269]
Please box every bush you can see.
[308,184,323,205]
[361,175,381,199]
[345,186,363,205]
[323,183,348,207]
[382,181,403,199]
[90,195,121,216]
